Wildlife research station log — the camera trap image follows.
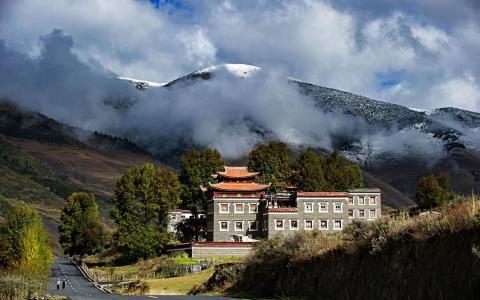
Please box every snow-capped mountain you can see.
[139,64,475,153]
[118,76,165,90]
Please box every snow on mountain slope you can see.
[430,107,480,128]
[194,64,261,78]
[120,64,478,154]
[118,76,165,90]
[164,64,260,87]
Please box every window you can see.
[304,202,314,213]
[249,203,258,213]
[359,209,365,218]
[319,202,328,212]
[334,202,342,213]
[358,196,365,205]
[369,196,377,205]
[290,220,299,230]
[275,219,284,230]
[369,209,377,219]
[348,209,354,218]
[304,220,313,230]
[334,220,343,230]
[320,220,328,230]
[249,221,257,231]
[235,221,244,231]
[219,221,229,231]
[348,197,354,205]
[219,203,229,213]
[234,203,244,213]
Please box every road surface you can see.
[48,258,240,300]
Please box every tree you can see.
[294,147,328,191]
[325,149,363,190]
[0,202,53,282]
[179,148,224,212]
[59,192,105,256]
[175,217,207,242]
[416,173,452,209]
[247,141,292,192]
[112,162,181,262]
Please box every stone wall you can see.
[191,246,252,258]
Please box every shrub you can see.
[153,256,188,278]
[343,201,480,254]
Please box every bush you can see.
[343,201,480,254]
[153,256,188,278]
[124,280,149,295]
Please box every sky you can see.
[0,0,479,112]
[0,0,478,160]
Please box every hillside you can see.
[0,101,167,201]
[197,202,480,299]
[0,101,168,253]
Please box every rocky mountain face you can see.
[119,64,479,204]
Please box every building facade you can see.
[205,166,381,242]
[168,209,206,233]
[205,166,270,241]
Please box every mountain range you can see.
[1,64,479,215]
[117,64,480,205]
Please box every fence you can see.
[80,259,214,284]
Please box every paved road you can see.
[48,258,239,300]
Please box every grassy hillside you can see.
[198,201,480,299]
[0,164,64,208]
[366,151,480,201]
[0,101,169,254]
[0,101,168,200]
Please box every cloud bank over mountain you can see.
[0,29,453,160]
[1,0,479,112]
[0,0,479,160]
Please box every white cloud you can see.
[0,0,479,113]
[427,74,480,111]
[0,0,217,82]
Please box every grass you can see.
[87,254,244,277]
[0,164,64,207]
[145,268,215,295]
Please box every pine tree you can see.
[325,149,363,190]
[295,147,328,191]
[247,141,292,192]
[179,148,224,213]
[416,173,452,209]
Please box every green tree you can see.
[247,141,292,192]
[112,162,181,262]
[59,192,105,256]
[294,147,328,191]
[0,202,53,282]
[416,173,452,209]
[325,149,363,190]
[179,148,224,212]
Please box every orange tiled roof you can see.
[267,207,298,213]
[297,192,349,197]
[217,166,259,178]
[209,182,270,192]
